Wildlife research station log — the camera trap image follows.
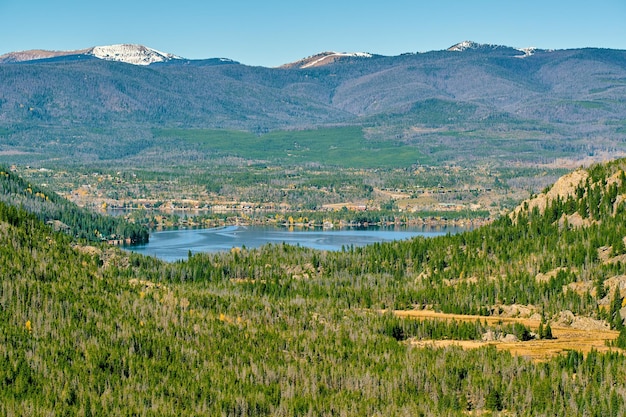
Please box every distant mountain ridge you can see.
[1,41,626,166]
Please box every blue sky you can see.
[1,0,625,67]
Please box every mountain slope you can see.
[0,167,148,243]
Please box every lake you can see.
[126,225,468,262]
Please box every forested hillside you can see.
[3,160,626,415]
[0,166,148,243]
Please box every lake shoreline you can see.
[126,224,470,261]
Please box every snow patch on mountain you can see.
[515,47,538,58]
[89,44,182,65]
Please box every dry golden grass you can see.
[396,196,439,210]
[394,309,621,361]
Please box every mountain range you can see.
[0,42,538,67]
[1,42,626,166]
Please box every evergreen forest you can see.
[3,160,626,415]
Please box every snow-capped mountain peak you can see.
[448,41,543,58]
[447,41,481,52]
[280,51,373,69]
[88,44,181,65]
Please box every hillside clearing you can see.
[394,309,620,361]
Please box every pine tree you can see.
[595,276,607,300]
[610,287,624,330]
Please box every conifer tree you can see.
[610,287,624,330]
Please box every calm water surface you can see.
[127,225,468,262]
